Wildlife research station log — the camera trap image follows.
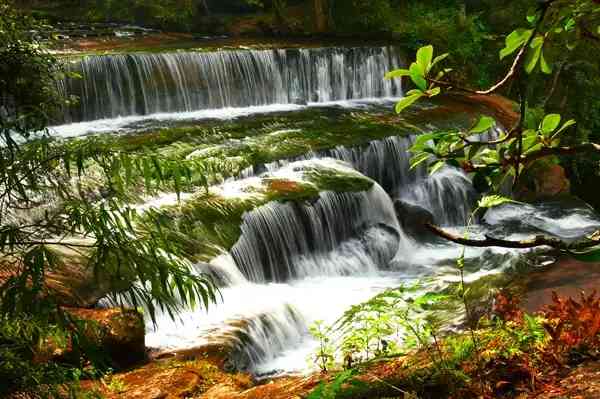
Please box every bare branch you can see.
[523,142,600,164]
[425,222,600,250]
[426,1,553,96]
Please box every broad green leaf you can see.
[429,160,445,174]
[500,29,532,59]
[564,18,576,31]
[409,63,427,91]
[540,114,561,135]
[469,116,495,133]
[395,92,424,114]
[524,36,544,74]
[524,143,543,154]
[411,132,441,151]
[477,195,515,209]
[384,68,410,79]
[409,152,432,169]
[416,45,434,74]
[540,51,552,74]
[431,53,449,69]
[425,87,441,97]
[551,119,576,138]
[406,89,423,96]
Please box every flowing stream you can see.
[55,45,600,376]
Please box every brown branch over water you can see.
[425,223,600,250]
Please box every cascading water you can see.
[231,182,403,282]
[59,46,401,123]
[55,43,600,377]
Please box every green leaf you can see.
[409,152,432,170]
[500,29,532,59]
[411,132,441,151]
[409,63,427,91]
[551,119,576,138]
[431,53,449,69]
[540,51,552,74]
[540,114,561,136]
[469,116,495,133]
[524,36,544,74]
[425,87,441,97]
[416,45,434,74]
[429,160,445,174]
[394,92,424,114]
[477,195,516,209]
[384,68,410,79]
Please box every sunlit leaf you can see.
[409,63,427,91]
[540,114,561,136]
[500,29,532,59]
[416,45,434,74]
[551,119,576,138]
[469,116,495,133]
[425,87,441,97]
[409,152,432,170]
[477,195,516,209]
[540,51,552,74]
[385,68,410,79]
[395,92,424,114]
[431,53,449,69]
[524,36,544,74]
[429,160,445,174]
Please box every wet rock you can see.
[393,200,435,238]
[360,223,401,268]
[517,160,571,201]
[517,256,600,313]
[67,307,146,369]
[1,245,114,308]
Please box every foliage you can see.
[543,290,600,364]
[392,1,494,87]
[331,0,394,32]
[308,288,600,398]
[306,369,366,399]
[308,320,335,373]
[388,0,600,199]
[81,0,197,31]
[0,3,226,395]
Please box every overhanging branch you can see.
[425,222,600,250]
[524,142,600,164]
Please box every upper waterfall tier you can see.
[59,46,402,123]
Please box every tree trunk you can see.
[198,0,210,16]
[313,0,328,33]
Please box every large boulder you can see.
[393,200,435,238]
[67,307,146,369]
[516,160,571,201]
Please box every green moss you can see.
[304,167,374,193]
[139,163,374,262]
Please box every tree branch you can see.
[425,222,600,250]
[426,1,553,96]
[523,142,600,164]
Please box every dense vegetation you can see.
[2,0,600,397]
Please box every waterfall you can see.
[231,176,405,283]
[60,46,402,123]
[245,133,485,227]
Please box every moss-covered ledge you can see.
[137,160,375,263]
